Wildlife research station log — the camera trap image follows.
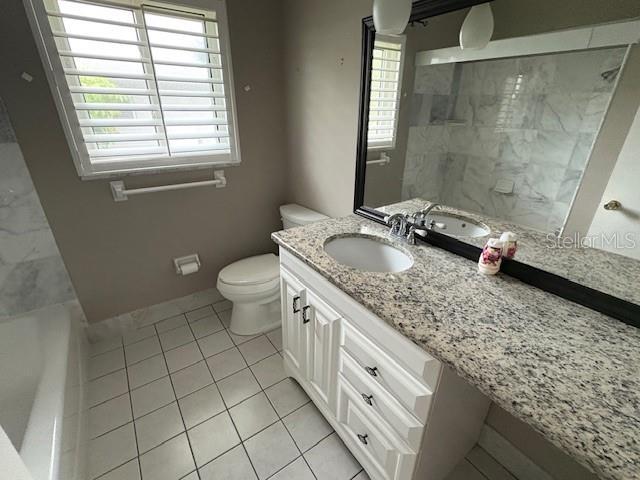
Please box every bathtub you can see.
[0,303,88,480]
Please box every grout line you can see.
[121,335,144,480]
[349,469,364,480]
[186,310,262,480]
[154,322,202,478]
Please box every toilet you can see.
[216,204,328,335]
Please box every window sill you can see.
[79,159,241,181]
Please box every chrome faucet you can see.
[414,203,442,227]
[385,211,429,245]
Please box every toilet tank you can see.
[280,204,329,229]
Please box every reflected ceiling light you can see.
[373,0,412,35]
[459,3,494,49]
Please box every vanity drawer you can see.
[341,322,435,422]
[339,350,425,450]
[337,377,416,480]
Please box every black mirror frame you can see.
[352,0,640,329]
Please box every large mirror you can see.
[355,0,640,314]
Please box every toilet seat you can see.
[217,254,280,295]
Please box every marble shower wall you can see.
[0,98,77,319]
[402,47,626,233]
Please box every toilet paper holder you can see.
[174,254,201,275]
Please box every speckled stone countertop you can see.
[378,198,640,306]
[271,214,640,480]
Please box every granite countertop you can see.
[271,214,640,480]
[377,198,640,306]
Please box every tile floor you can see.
[87,300,367,480]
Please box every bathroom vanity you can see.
[272,214,640,480]
[279,247,489,480]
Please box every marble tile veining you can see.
[272,214,640,480]
[0,97,78,319]
[403,47,626,234]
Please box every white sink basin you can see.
[427,213,489,238]
[324,235,413,273]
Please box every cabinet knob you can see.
[604,200,622,210]
[302,305,311,324]
[292,295,301,313]
[361,393,373,406]
[357,433,369,445]
[364,366,378,377]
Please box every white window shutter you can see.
[368,36,405,150]
[32,0,239,176]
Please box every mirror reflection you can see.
[362,2,640,268]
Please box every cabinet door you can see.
[304,291,341,409]
[280,269,306,374]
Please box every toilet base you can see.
[229,298,281,336]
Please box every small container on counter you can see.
[500,232,518,259]
[478,238,503,275]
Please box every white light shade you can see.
[373,0,412,35]
[459,3,494,50]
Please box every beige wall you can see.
[282,0,371,218]
[486,405,598,479]
[0,0,287,322]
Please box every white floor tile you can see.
[218,310,231,329]
[125,336,162,365]
[123,325,156,346]
[88,423,137,479]
[171,361,213,399]
[250,353,286,389]
[229,392,278,440]
[164,341,203,373]
[269,457,315,480]
[266,328,283,351]
[187,411,240,467]
[228,330,260,346]
[159,325,195,351]
[156,314,188,333]
[217,368,261,407]
[304,433,361,480]
[198,444,257,480]
[127,354,168,389]
[238,336,277,365]
[89,348,125,380]
[135,402,185,454]
[213,299,232,313]
[186,305,214,323]
[190,315,224,339]
[243,422,300,480]
[282,402,333,452]
[89,393,132,439]
[198,330,234,358]
[352,470,371,480]
[178,384,225,429]
[139,433,195,480]
[88,369,128,407]
[206,347,247,381]
[265,378,310,417]
[90,337,123,357]
[131,377,176,418]
[97,459,140,480]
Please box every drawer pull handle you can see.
[292,295,301,313]
[364,366,378,377]
[361,393,373,406]
[357,433,369,445]
[302,305,311,324]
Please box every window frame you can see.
[367,34,406,152]
[25,0,241,178]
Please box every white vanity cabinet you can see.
[279,249,490,480]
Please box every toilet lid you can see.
[218,254,279,286]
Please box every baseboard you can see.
[478,425,553,480]
[86,287,224,342]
